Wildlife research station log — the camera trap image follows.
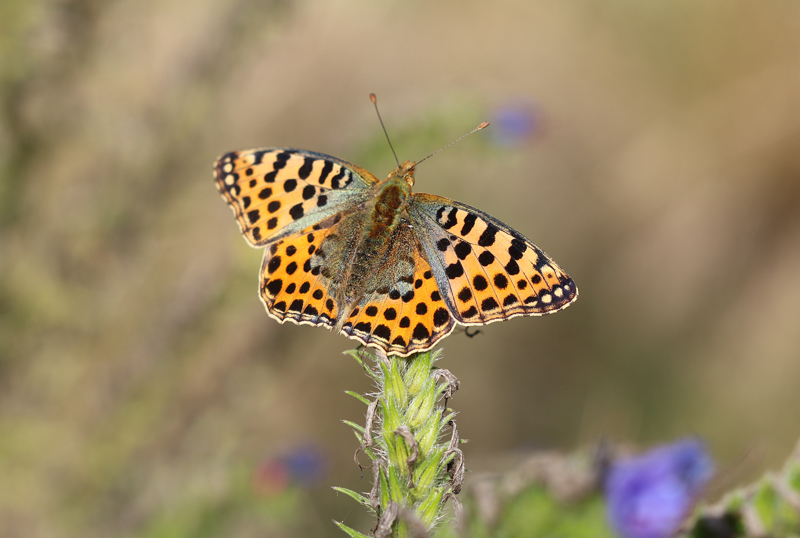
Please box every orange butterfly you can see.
[215,146,577,357]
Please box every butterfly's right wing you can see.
[214,148,379,246]
[408,193,577,326]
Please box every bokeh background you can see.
[2,1,800,536]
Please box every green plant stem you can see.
[336,348,463,538]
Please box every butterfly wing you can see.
[258,219,343,330]
[337,221,457,357]
[408,193,577,325]
[214,148,379,246]
[257,209,456,357]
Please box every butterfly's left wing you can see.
[214,148,379,246]
[408,193,577,326]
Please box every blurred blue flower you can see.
[253,443,328,496]
[283,444,327,486]
[490,102,541,147]
[604,438,714,538]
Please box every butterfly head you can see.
[389,160,416,188]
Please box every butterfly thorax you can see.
[366,162,415,237]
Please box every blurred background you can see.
[2,1,800,536]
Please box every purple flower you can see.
[605,439,714,538]
[283,444,327,486]
[490,103,542,147]
[253,444,328,496]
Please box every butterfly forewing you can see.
[214,148,378,246]
[409,193,577,325]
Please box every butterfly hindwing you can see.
[214,148,379,246]
[340,225,456,357]
[259,221,342,328]
[409,193,577,325]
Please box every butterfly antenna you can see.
[414,121,490,168]
[370,93,401,168]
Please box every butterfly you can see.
[214,147,577,357]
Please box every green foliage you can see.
[438,489,614,538]
[688,442,800,538]
[339,349,462,537]
[429,441,800,538]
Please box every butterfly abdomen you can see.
[333,180,412,315]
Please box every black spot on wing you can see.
[251,150,268,165]
[478,251,494,266]
[445,261,464,279]
[274,151,291,169]
[458,287,472,302]
[330,169,346,189]
[461,306,478,318]
[510,237,527,259]
[442,207,458,229]
[478,224,499,247]
[481,297,499,311]
[298,157,315,179]
[493,274,508,289]
[505,258,520,275]
[454,241,471,260]
[412,323,430,341]
[373,324,392,340]
[318,160,333,185]
[289,203,304,220]
[265,279,283,296]
[267,255,282,274]
[433,308,450,327]
[473,275,488,291]
[461,213,477,236]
